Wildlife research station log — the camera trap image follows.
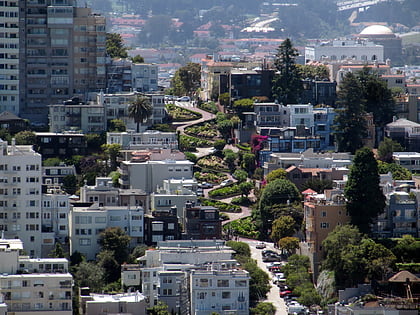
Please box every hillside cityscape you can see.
[0,0,420,315]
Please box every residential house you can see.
[81,291,146,315]
[286,166,349,190]
[107,131,178,150]
[184,203,222,240]
[35,132,87,159]
[300,80,337,107]
[393,152,420,172]
[385,118,420,151]
[0,238,73,314]
[143,209,181,246]
[0,112,27,134]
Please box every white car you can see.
[220,179,233,187]
[177,96,190,102]
[208,147,217,154]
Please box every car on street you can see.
[208,147,217,154]
[262,249,277,257]
[196,188,204,196]
[220,179,233,187]
[263,253,282,262]
[280,290,292,297]
[177,96,191,102]
[256,242,266,249]
[198,182,213,189]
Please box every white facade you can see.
[119,159,194,193]
[305,40,384,63]
[151,178,198,217]
[0,140,43,257]
[132,64,159,92]
[190,269,249,315]
[84,292,146,315]
[0,238,72,314]
[70,205,144,260]
[0,0,19,114]
[288,104,314,132]
[107,130,178,150]
[393,152,420,172]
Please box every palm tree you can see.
[128,95,153,132]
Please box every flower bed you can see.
[185,122,220,139]
[179,135,212,152]
[199,198,241,213]
[194,171,227,184]
[199,101,218,114]
[208,184,242,198]
[166,104,202,121]
[223,217,259,239]
[197,155,229,171]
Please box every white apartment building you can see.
[0,238,73,314]
[107,130,178,150]
[83,292,146,315]
[151,178,198,217]
[132,63,159,92]
[0,139,42,257]
[288,104,314,133]
[70,205,144,260]
[119,159,194,193]
[393,152,420,172]
[0,0,19,114]
[305,39,384,63]
[190,269,249,315]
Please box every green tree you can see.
[62,174,78,195]
[272,38,302,104]
[101,143,121,171]
[223,151,237,169]
[233,98,254,113]
[377,137,404,163]
[43,157,62,166]
[171,62,201,97]
[233,169,247,183]
[99,227,131,265]
[128,95,153,132]
[219,92,230,107]
[131,55,144,63]
[266,168,287,183]
[392,235,420,263]
[213,139,226,151]
[334,72,367,154]
[242,152,256,174]
[377,161,411,180]
[217,119,233,140]
[97,250,121,284]
[14,130,36,145]
[345,147,385,234]
[271,216,296,244]
[226,240,251,261]
[147,300,171,315]
[106,33,128,58]
[250,302,276,315]
[238,181,253,197]
[297,64,329,80]
[108,119,126,132]
[85,133,105,153]
[278,236,300,256]
[301,178,333,193]
[357,66,395,128]
[74,261,105,292]
[243,260,271,302]
[49,242,65,258]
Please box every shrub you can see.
[199,101,218,114]
[208,185,242,198]
[200,198,241,213]
[194,171,227,184]
[223,217,259,239]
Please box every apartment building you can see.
[70,204,144,260]
[301,189,350,281]
[82,292,147,315]
[15,1,106,123]
[0,0,19,114]
[0,238,73,314]
[107,130,178,150]
[0,139,43,257]
[132,63,159,92]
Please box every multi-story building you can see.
[184,203,222,240]
[288,104,314,133]
[80,177,147,209]
[301,189,350,281]
[42,164,77,193]
[35,132,87,159]
[285,166,349,190]
[144,209,181,246]
[107,130,178,150]
[70,204,144,260]
[81,291,147,315]
[48,92,167,133]
[263,149,352,177]
[385,118,420,151]
[393,152,420,172]
[119,158,194,194]
[0,0,19,114]
[17,1,106,123]
[106,58,133,93]
[190,269,249,315]
[0,237,73,314]
[313,107,336,151]
[300,80,337,107]
[0,139,43,257]
[151,178,198,216]
[132,63,159,92]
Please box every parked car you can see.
[177,96,191,102]
[262,250,277,257]
[196,188,204,196]
[164,95,175,101]
[256,242,266,249]
[220,179,233,187]
[198,182,213,189]
[263,253,282,262]
[208,147,217,154]
[280,290,292,297]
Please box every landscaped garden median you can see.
[200,198,241,213]
[166,103,202,121]
[208,184,242,198]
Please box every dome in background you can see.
[360,25,394,36]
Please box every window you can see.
[167,223,175,230]
[197,292,207,299]
[199,279,209,287]
[321,211,327,217]
[217,279,229,287]
[320,222,330,229]
[235,280,246,287]
[162,289,172,296]
[79,238,91,246]
[222,291,231,299]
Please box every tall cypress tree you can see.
[272,38,302,104]
[334,72,367,154]
[344,147,385,234]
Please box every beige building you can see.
[81,292,146,315]
[301,189,351,281]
